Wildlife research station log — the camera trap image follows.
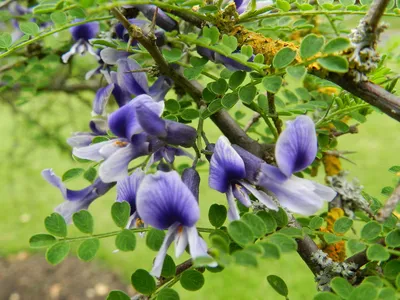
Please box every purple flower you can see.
[209,136,277,221]
[136,102,197,148]
[234,116,336,215]
[137,171,215,277]
[134,5,178,32]
[67,119,108,148]
[92,58,171,116]
[224,0,273,14]
[42,169,114,223]
[62,22,100,63]
[116,168,146,229]
[73,95,164,182]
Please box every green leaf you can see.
[72,210,94,234]
[314,292,341,300]
[309,216,324,230]
[239,86,257,104]
[45,213,67,237]
[259,242,281,259]
[29,234,57,248]
[396,273,400,289]
[69,7,86,19]
[146,228,166,251]
[286,65,307,80]
[161,254,176,278]
[256,211,277,233]
[221,93,239,109]
[270,207,288,227]
[254,53,264,64]
[267,275,288,297]
[229,71,247,89]
[268,233,297,252]
[19,22,40,36]
[228,220,254,246]
[273,48,297,69]
[157,288,180,300]
[221,35,238,53]
[181,108,200,120]
[62,168,85,182]
[241,213,267,238]
[190,56,208,67]
[323,232,342,244]
[367,244,390,261]
[262,76,282,93]
[361,221,382,240]
[332,120,350,133]
[348,239,366,254]
[83,167,97,183]
[131,269,156,295]
[180,270,204,291]
[333,217,353,234]
[211,79,228,95]
[165,99,181,112]
[111,201,131,228]
[233,250,258,267]
[162,48,183,63]
[0,33,12,49]
[383,260,400,279]
[208,204,227,228]
[78,238,100,262]
[203,27,219,44]
[348,283,378,300]
[115,229,136,251]
[183,67,203,80]
[386,229,400,247]
[331,277,354,299]
[323,38,351,54]
[378,288,396,300]
[381,186,394,196]
[363,276,383,288]
[241,45,253,58]
[80,0,96,8]
[50,11,67,26]
[46,242,70,265]
[210,234,230,253]
[388,165,400,173]
[317,56,349,73]
[278,227,304,238]
[300,34,325,59]
[276,0,291,11]
[107,290,131,300]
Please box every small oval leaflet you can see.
[208,203,227,228]
[300,34,325,59]
[78,238,100,262]
[366,244,390,261]
[385,229,400,247]
[62,167,85,182]
[309,216,324,230]
[233,250,258,267]
[131,269,156,295]
[161,254,176,278]
[107,290,130,300]
[360,221,382,240]
[330,277,354,299]
[111,201,131,229]
[29,234,57,248]
[241,213,267,238]
[180,269,205,291]
[317,56,349,73]
[146,228,166,251]
[262,76,283,94]
[267,275,289,297]
[46,242,70,265]
[273,48,297,69]
[45,212,67,237]
[333,216,353,234]
[115,229,136,252]
[72,210,94,234]
[157,288,180,300]
[268,233,297,252]
[256,211,277,233]
[227,220,255,246]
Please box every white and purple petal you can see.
[70,22,99,41]
[209,136,246,193]
[92,84,114,116]
[116,168,145,213]
[117,58,149,96]
[226,185,240,221]
[137,171,200,229]
[182,167,200,202]
[100,48,131,65]
[135,5,178,32]
[275,115,317,177]
[72,140,113,162]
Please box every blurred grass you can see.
[1,96,399,299]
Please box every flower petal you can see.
[164,121,197,147]
[92,84,114,116]
[149,76,172,102]
[135,5,178,32]
[137,171,200,229]
[151,223,179,277]
[100,48,130,65]
[70,22,99,41]
[136,102,167,137]
[214,52,252,72]
[239,181,278,211]
[67,133,95,147]
[98,143,138,183]
[117,58,149,96]
[175,227,189,257]
[209,136,246,193]
[182,167,200,202]
[232,183,251,207]
[275,115,317,177]
[73,140,113,162]
[89,119,108,135]
[187,226,217,266]
[116,168,145,213]
[61,42,79,63]
[226,185,240,221]
[232,145,264,183]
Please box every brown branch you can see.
[331,124,359,137]
[364,0,391,31]
[267,92,282,134]
[376,184,400,222]
[156,258,193,288]
[244,112,261,132]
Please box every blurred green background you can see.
[1,16,400,300]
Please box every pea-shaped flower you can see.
[136,171,215,277]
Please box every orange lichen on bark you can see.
[318,208,347,262]
[322,153,342,177]
[318,87,340,96]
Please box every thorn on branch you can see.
[376,183,400,222]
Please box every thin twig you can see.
[244,112,261,132]
[364,0,391,31]
[376,184,400,222]
[267,93,282,135]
